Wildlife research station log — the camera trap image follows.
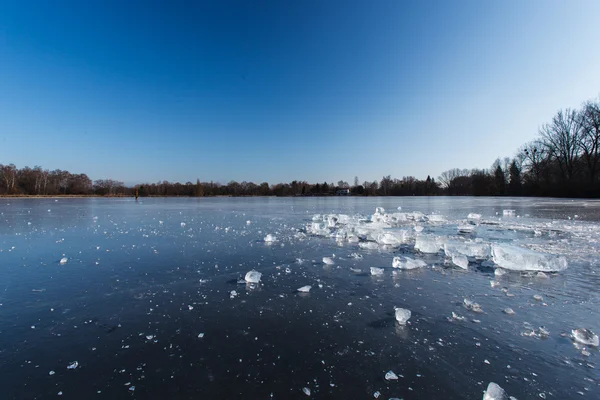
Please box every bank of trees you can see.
[438,97,600,197]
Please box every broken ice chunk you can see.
[67,361,78,370]
[322,257,335,265]
[457,224,476,234]
[494,268,507,277]
[483,382,508,400]
[467,213,482,220]
[415,235,443,254]
[503,308,515,315]
[264,234,277,243]
[463,298,483,313]
[533,294,543,301]
[428,214,447,223]
[376,232,401,246]
[451,254,469,270]
[572,328,599,347]
[180,222,186,227]
[385,370,399,380]
[491,244,567,272]
[358,241,379,250]
[230,290,238,299]
[59,257,68,265]
[370,267,385,276]
[392,256,426,270]
[297,285,311,293]
[394,307,411,325]
[302,387,311,396]
[244,270,262,284]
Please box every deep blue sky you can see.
[1,1,600,185]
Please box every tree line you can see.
[2,96,598,198]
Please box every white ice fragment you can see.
[302,387,311,396]
[246,220,251,225]
[59,257,68,265]
[49,371,55,375]
[491,244,568,272]
[463,298,483,313]
[502,210,516,217]
[444,241,491,259]
[533,294,543,301]
[297,285,312,293]
[451,254,469,270]
[322,257,335,265]
[370,267,385,276]
[536,271,548,279]
[392,256,426,270]
[483,382,508,400]
[198,333,205,338]
[414,225,424,233]
[457,224,476,234]
[180,222,186,227]
[385,370,399,380]
[428,214,447,223]
[375,207,385,215]
[494,268,507,277]
[503,308,515,315]
[467,213,482,220]
[358,241,379,250]
[394,307,411,325]
[376,232,401,246]
[264,234,277,243]
[67,361,78,370]
[572,328,599,347]
[230,290,238,299]
[244,270,262,284]
[415,235,442,254]
[374,391,381,398]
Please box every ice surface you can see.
[572,328,599,347]
[370,267,385,276]
[483,382,508,400]
[414,235,443,254]
[394,307,411,324]
[444,241,491,259]
[297,285,312,293]
[264,234,277,243]
[451,254,469,269]
[59,257,68,265]
[384,370,398,380]
[491,244,568,272]
[244,270,262,284]
[392,256,426,270]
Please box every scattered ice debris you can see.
[297,285,312,293]
[392,256,426,270]
[521,325,550,339]
[385,370,399,380]
[450,312,466,321]
[370,267,385,276]
[533,294,543,302]
[451,254,469,269]
[59,257,68,265]
[230,290,238,299]
[463,298,483,313]
[572,328,599,347]
[491,244,568,272]
[503,308,515,315]
[67,361,78,370]
[483,382,509,400]
[302,387,311,396]
[394,307,411,325]
[264,234,277,243]
[502,210,516,217]
[322,257,335,265]
[244,270,262,284]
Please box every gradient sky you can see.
[1,1,600,185]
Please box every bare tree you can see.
[579,99,600,186]
[539,108,582,182]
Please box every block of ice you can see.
[392,256,426,270]
[358,241,379,250]
[394,307,411,324]
[415,235,442,254]
[428,214,447,223]
[244,270,262,283]
[451,254,469,269]
[302,387,311,396]
[384,370,398,380]
[457,224,476,234]
[297,285,312,293]
[502,210,516,217]
[264,234,277,243]
[483,382,508,400]
[376,232,401,246]
[444,241,490,259]
[463,298,483,313]
[370,267,385,276]
[572,328,599,347]
[67,361,78,370]
[59,257,68,265]
[491,244,568,272]
[323,257,335,265]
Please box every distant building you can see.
[336,188,350,195]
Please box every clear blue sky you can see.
[1,1,600,185]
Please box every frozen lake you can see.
[1,197,599,399]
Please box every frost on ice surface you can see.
[483,382,508,400]
[297,285,312,293]
[264,234,277,243]
[572,328,599,347]
[244,270,262,284]
[451,254,469,269]
[67,361,78,370]
[322,257,335,265]
[385,370,399,380]
[370,267,385,276]
[392,256,426,270]
[59,257,68,265]
[394,307,411,325]
[491,244,568,272]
